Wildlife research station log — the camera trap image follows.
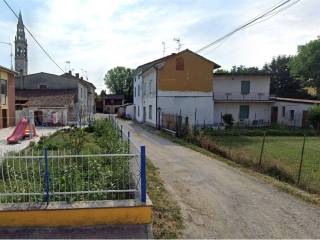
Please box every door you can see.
[2,109,7,128]
[143,107,146,123]
[133,106,136,120]
[302,110,309,128]
[271,107,278,124]
[34,111,43,126]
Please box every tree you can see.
[104,67,135,101]
[308,105,320,131]
[100,90,106,98]
[222,114,234,128]
[230,65,266,74]
[290,39,320,95]
[263,55,309,98]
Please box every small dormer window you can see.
[176,57,184,71]
[39,84,47,89]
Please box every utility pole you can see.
[173,38,183,52]
[0,41,13,70]
[162,41,166,56]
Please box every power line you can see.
[197,0,302,53]
[2,0,65,73]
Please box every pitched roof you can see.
[15,89,77,108]
[136,49,220,74]
[214,72,270,76]
[60,73,96,90]
[0,65,18,75]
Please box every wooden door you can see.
[2,109,7,128]
[302,110,309,128]
[271,107,278,124]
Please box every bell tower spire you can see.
[15,11,28,76]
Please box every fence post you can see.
[44,148,50,204]
[120,125,123,139]
[128,131,130,153]
[140,145,146,203]
[258,132,266,169]
[297,134,306,185]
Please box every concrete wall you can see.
[214,102,271,124]
[213,75,270,101]
[159,91,214,125]
[273,101,317,127]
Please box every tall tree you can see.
[290,38,320,95]
[104,66,135,101]
[263,55,308,98]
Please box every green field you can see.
[203,134,320,193]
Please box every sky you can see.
[0,0,319,93]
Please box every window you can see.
[138,106,140,117]
[282,106,285,117]
[138,85,140,97]
[290,110,295,121]
[241,81,250,95]
[149,81,152,94]
[239,105,249,120]
[39,84,47,89]
[0,80,8,95]
[176,57,184,71]
[134,87,136,97]
[149,105,152,120]
[81,88,83,98]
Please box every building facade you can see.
[213,73,273,126]
[0,65,16,129]
[103,94,125,114]
[270,97,320,127]
[15,72,95,125]
[133,49,220,127]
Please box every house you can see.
[270,97,320,127]
[15,89,77,126]
[0,65,16,129]
[213,73,273,126]
[117,103,134,119]
[103,94,125,114]
[133,49,220,127]
[15,72,96,125]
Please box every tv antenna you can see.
[173,38,183,52]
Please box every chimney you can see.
[80,77,83,80]
[68,70,72,75]
[75,73,79,78]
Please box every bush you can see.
[309,105,320,131]
[222,114,234,127]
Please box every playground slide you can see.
[7,118,29,144]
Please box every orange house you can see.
[133,49,220,128]
[0,65,16,129]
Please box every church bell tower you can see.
[15,11,28,76]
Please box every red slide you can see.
[7,117,28,144]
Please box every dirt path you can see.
[118,119,320,239]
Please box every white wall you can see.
[213,75,270,101]
[273,101,315,127]
[214,102,271,124]
[158,91,214,125]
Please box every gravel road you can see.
[118,118,320,239]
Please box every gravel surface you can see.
[117,118,320,239]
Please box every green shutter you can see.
[239,105,249,119]
[241,81,250,95]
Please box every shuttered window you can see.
[241,81,250,95]
[239,105,249,120]
[0,80,7,95]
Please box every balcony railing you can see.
[213,92,270,101]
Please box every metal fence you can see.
[0,117,147,204]
[186,130,320,193]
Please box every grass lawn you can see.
[209,135,320,193]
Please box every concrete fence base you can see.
[0,199,152,227]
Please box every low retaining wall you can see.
[0,199,152,227]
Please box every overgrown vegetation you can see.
[0,119,132,203]
[147,160,183,239]
[182,128,320,194]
